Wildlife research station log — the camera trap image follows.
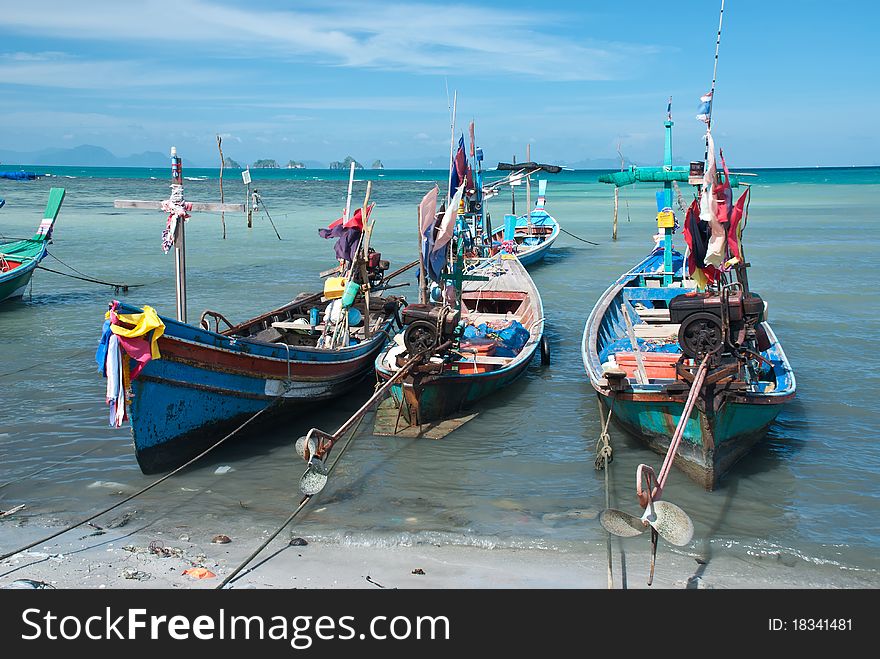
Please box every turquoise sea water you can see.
[1,166,878,584]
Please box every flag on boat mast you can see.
[696,91,713,124]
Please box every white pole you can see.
[343,161,356,222]
[525,144,532,224]
[447,91,457,207]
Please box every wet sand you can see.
[2,511,875,590]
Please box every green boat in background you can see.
[0,188,66,303]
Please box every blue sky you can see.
[1,0,877,167]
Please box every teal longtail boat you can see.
[581,245,796,490]
[0,188,66,303]
[582,111,795,490]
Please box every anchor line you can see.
[559,227,600,246]
[0,397,285,563]
[219,344,451,588]
[36,265,135,292]
[595,397,616,590]
[216,407,370,589]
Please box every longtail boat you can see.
[484,156,562,267]
[375,250,545,427]
[111,282,402,473]
[0,188,65,303]
[99,151,404,473]
[582,116,795,490]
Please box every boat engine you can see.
[669,289,765,360]
[366,248,390,286]
[400,304,460,355]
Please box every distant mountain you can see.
[223,157,241,169]
[371,159,384,169]
[329,156,363,170]
[0,144,168,167]
[251,159,279,168]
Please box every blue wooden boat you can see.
[0,188,65,303]
[489,180,560,267]
[581,241,796,490]
[109,288,401,474]
[376,252,545,426]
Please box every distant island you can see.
[371,159,384,169]
[251,159,279,168]
[329,156,363,170]
[224,157,241,169]
[286,160,306,169]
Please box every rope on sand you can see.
[0,400,283,562]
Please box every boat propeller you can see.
[600,500,694,547]
[299,457,329,496]
[600,499,693,586]
[295,434,317,462]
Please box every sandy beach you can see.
[2,507,875,590]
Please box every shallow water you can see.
[1,165,878,582]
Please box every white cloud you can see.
[0,1,657,81]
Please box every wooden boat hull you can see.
[582,247,796,489]
[0,259,39,303]
[596,386,794,489]
[118,304,393,473]
[378,350,534,424]
[375,255,544,427]
[1,188,65,304]
[491,212,559,267]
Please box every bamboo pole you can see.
[613,187,619,241]
[217,135,226,239]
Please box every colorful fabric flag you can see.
[682,198,719,289]
[449,135,474,196]
[700,130,727,268]
[696,91,713,124]
[469,121,476,158]
[726,187,750,262]
[318,203,373,262]
[324,204,371,232]
[433,183,465,254]
[426,183,465,283]
[418,185,439,235]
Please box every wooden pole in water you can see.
[217,135,226,239]
[612,187,619,241]
[246,173,252,228]
[171,147,188,323]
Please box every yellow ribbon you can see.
[107,305,165,360]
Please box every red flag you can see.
[727,187,750,261]
[325,204,373,232]
[468,121,475,158]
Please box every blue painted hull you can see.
[491,212,559,268]
[582,247,796,489]
[116,302,392,473]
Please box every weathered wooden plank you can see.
[372,397,478,439]
[114,200,245,212]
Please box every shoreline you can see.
[2,514,876,590]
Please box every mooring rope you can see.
[559,227,599,246]
[36,265,134,292]
[0,398,283,562]
[595,397,616,589]
[216,411,368,589]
